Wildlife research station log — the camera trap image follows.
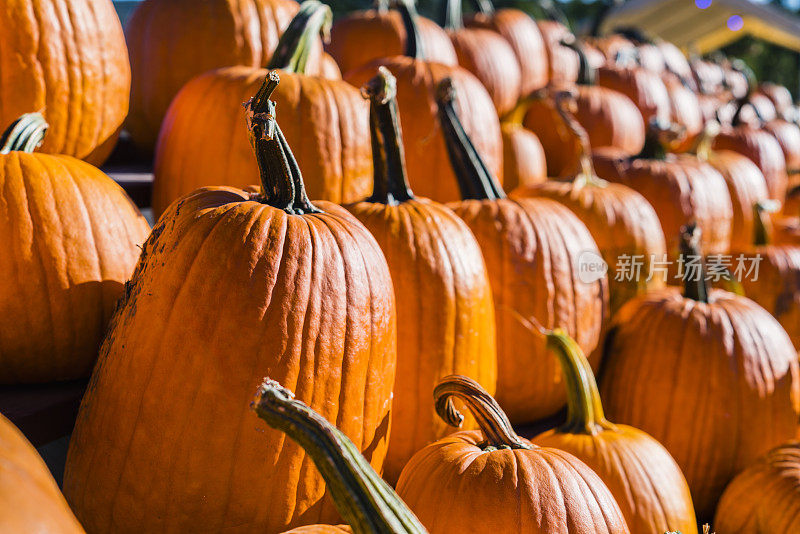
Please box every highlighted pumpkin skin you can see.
[64,73,397,533]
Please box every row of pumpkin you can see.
[2,0,800,533]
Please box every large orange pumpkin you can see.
[0,413,85,532]
[152,1,372,218]
[0,113,150,384]
[463,2,549,96]
[437,79,608,423]
[345,7,502,204]
[440,0,521,116]
[714,441,800,533]
[593,123,733,272]
[396,375,630,533]
[600,225,800,519]
[713,96,788,201]
[125,0,311,151]
[521,42,645,178]
[531,330,697,534]
[0,0,130,164]
[253,380,426,534]
[63,73,397,533]
[513,92,666,314]
[597,60,671,126]
[346,69,496,484]
[327,0,457,76]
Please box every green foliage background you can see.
[326,0,800,99]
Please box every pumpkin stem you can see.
[245,71,321,214]
[363,67,414,205]
[561,38,596,86]
[252,380,427,534]
[691,121,720,161]
[679,223,710,303]
[530,0,571,28]
[266,0,332,74]
[0,113,48,154]
[440,0,463,31]
[467,0,495,15]
[730,59,762,127]
[554,91,605,188]
[636,118,682,161]
[435,78,506,201]
[753,199,779,247]
[546,330,616,435]
[375,0,390,13]
[434,375,531,451]
[395,0,427,61]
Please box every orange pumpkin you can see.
[727,202,800,350]
[345,6,502,204]
[764,119,800,176]
[253,380,426,534]
[437,79,608,423]
[664,73,704,153]
[63,73,397,533]
[346,69,497,484]
[593,123,733,273]
[0,0,130,164]
[759,82,795,119]
[327,0,457,76]
[441,0,521,116]
[0,413,85,533]
[152,2,372,218]
[536,20,580,87]
[513,92,666,314]
[531,330,697,534]
[714,441,800,533]
[0,113,150,384]
[463,2,549,96]
[126,0,313,151]
[396,376,630,533]
[600,225,800,519]
[500,122,546,190]
[714,96,789,201]
[521,43,645,178]
[597,61,672,126]
[693,124,771,251]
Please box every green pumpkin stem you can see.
[730,59,762,127]
[546,330,616,435]
[435,78,506,201]
[245,71,321,214]
[679,223,710,303]
[266,0,332,74]
[554,91,605,188]
[396,0,426,60]
[0,113,48,154]
[252,380,427,534]
[363,68,414,205]
[753,199,780,247]
[434,375,531,451]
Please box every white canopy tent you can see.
[598,0,800,55]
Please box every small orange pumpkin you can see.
[600,225,800,519]
[437,79,608,423]
[714,441,800,534]
[536,20,580,86]
[531,330,697,534]
[396,376,630,533]
[0,113,150,383]
[346,69,497,484]
[500,122,547,190]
